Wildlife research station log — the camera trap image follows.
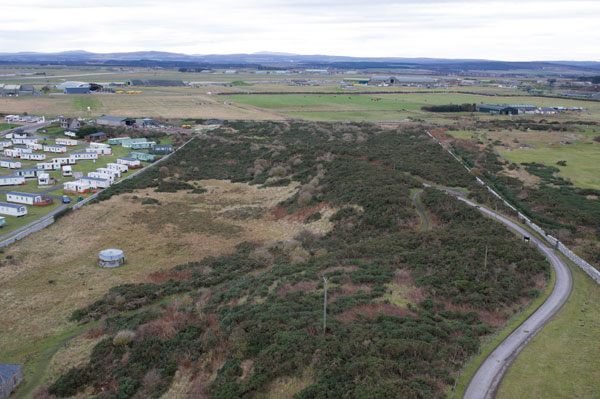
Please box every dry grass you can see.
[0,179,334,355]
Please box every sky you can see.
[1,0,599,61]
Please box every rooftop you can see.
[7,191,40,198]
[0,201,26,209]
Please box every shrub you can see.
[113,329,136,346]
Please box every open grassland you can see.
[0,179,339,397]
[496,261,600,399]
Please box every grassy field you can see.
[0,180,339,397]
[496,261,600,399]
[0,122,20,131]
[0,201,62,235]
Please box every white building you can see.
[117,157,141,167]
[51,157,76,166]
[97,167,121,179]
[20,153,46,161]
[6,192,43,205]
[11,137,38,145]
[86,147,112,155]
[0,201,27,217]
[88,171,115,183]
[0,160,21,169]
[62,165,72,177]
[64,131,77,138]
[4,148,31,158]
[81,176,110,189]
[69,152,98,161]
[64,180,91,194]
[0,175,25,186]
[36,162,60,171]
[107,162,128,173]
[89,142,110,149]
[38,172,50,186]
[43,145,67,153]
[26,142,43,151]
[0,141,12,149]
[56,138,78,146]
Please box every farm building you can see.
[0,141,11,149]
[129,152,155,162]
[135,118,154,128]
[121,138,148,148]
[64,180,91,194]
[477,104,518,115]
[38,172,51,186]
[131,141,155,150]
[0,202,27,217]
[85,132,108,142]
[70,152,98,161]
[117,157,142,168]
[126,79,184,87]
[6,192,43,205]
[0,363,24,399]
[26,142,43,151]
[107,162,128,173]
[14,168,40,178]
[0,160,21,169]
[81,175,111,189]
[44,144,67,153]
[99,249,125,267]
[36,162,60,171]
[108,137,130,145]
[21,152,46,161]
[96,116,135,127]
[86,147,112,155]
[0,175,25,186]
[152,144,173,155]
[56,138,78,146]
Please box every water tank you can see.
[99,248,125,268]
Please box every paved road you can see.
[0,202,68,243]
[455,197,573,399]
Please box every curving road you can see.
[411,189,431,232]
[455,197,573,399]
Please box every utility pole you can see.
[484,245,488,270]
[322,276,328,333]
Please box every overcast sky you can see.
[1,0,599,61]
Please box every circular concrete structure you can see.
[99,248,125,268]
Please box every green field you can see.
[500,142,600,190]
[496,261,600,399]
[0,123,19,131]
[0,200,62,236]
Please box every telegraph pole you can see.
[322,276,328,333]
[484,245,488,270]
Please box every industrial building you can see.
[96,116,135,127]
[0,84,34,96]
[126,79,185,86]
[477,104,519,115]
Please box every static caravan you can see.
[14,168,40,178]
[11,131,29,139]
[131,141,156,150]
[0,175,25,186]
[0,201,27,217]
[97,167,121,178]
[81,176,111,189]
[5,148,30,158]
[26,142,43,151]
[64,130,77,138]
[38,172,50,186]
[129,151,155,162]
[69,152,98,161]
[62,165,72,177]
[64,180,91,194]
[88,171,115,183]
[36,162,60,171]
[20,152,46,161]
[121,138,147,148]
[56,138,78,146]
[89,142,110,149]
[6,192,42,205]
[117,157,142,168]
[51,157,76,166]
[107,162,128,173]
[152,144,173,155]
[0,160,21,169]
[44,145,67,153]
[108,137,130,145]
[0,216,5,227]
[86,147,112,155]
[0,141,12,149]
[12,137,38,145]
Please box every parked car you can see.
[62,196,71,204]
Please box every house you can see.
[0,160,21,169]
[6,192,43,205]
[477,104,518,115]
[108,137,130,145]
[129,151,155,162]
[96,116,135,127]
[81,175,111,189]
[69,152,98,161]
[85,132,108,142]
[117,157,142,168]
[152,144,173,155]
[107,162,128,173]
[38,172,50,186]
[14,168,41,178]
[0,363,24,398]
[20,152,46,161]
[44,144,67,153]
[56,138,78,147]
[64,180,91,194]
[131,141,156,150]
[0,175,25,186]
[59,117,81,130]
[0,202,27,217]
[0,141,12,149]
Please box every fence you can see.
[424,130,600,286]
